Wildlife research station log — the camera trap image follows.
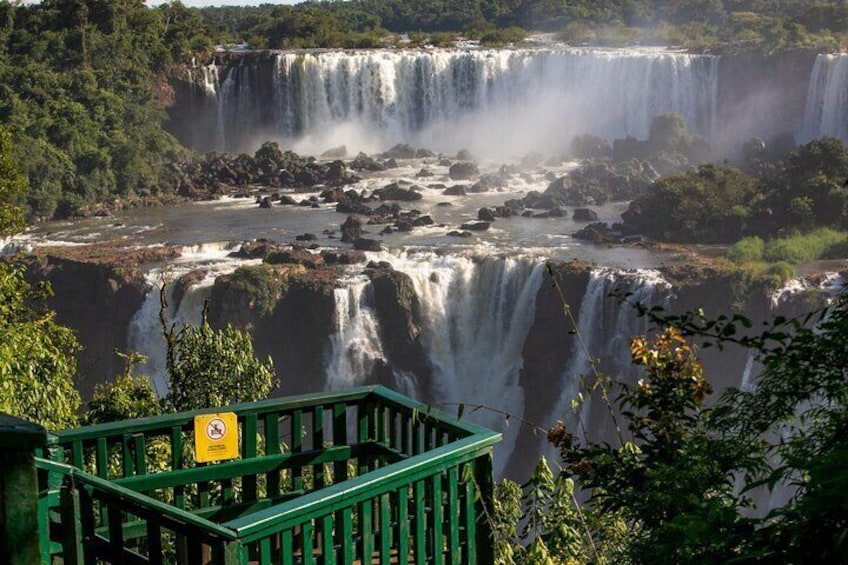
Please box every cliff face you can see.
[714,50,817,151]
[21,246,178,397]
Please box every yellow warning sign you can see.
[194,412,239,463]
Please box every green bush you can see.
[763,228,847,263]
[728,236,765,262]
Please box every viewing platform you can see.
[1,386,500,564]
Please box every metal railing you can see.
[25,386,500,564]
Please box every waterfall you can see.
[324,277,388,390]
[548,268,672,444]
[367,252,545,476]
[800,53,848,143]
[211,48,719,157]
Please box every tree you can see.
[161,293,276,412]
[86,351,161,424]
[0,128,81,430]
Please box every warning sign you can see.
[194,412,239,463]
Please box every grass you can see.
[728,229,848,264]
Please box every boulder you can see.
[353,238,383,252]
[460,221,490,231]
[478,208,497,222]
[230,239,281,259]
[265,249,325,269]
[573,208,599,222]
[447,230,473,238]
[321,250,367,265]
[341,215,363,243]
[278,195,299,205]
[443,185,467,196]
[449,162,479,181]
[295,233,317,242]
[380,143,418,159]
[258,197,273,209]
[351,152,385,172]
[375,183,423,202]
[573,222,617,244]
[411,215,434,227]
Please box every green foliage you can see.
[728,236,765,262]
[164,305,276,412]
[763,228,848,263]
[637,164,757,243]
[0,127,25,236]
[86,351,162,425]
[0,261,81,430]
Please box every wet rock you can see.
[375,183,423,202]
[230,239,281,259]
[381,226,395,235]
[278,195,298,205]
[351,152,385,172]
[478,208,497,222]
[460,221,490,231]
[416,168,434,178]
[353,238,382,252]
[265,249,325,269]
[258,197,273,208]
[447,230,473,238]
[295,233,317,242]
[336,199,372,215]
[321,250,367,265]
[456,149,474,161]
[573,208,599,222]
[411,215,434,227]
[449,162,479,181]
[380,143,418,159]
[573,222,617,244]
[341,215,363,243]
[443,185,467,196]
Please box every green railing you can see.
[26,386,500,564]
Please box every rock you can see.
[460,221,490,231]
[443,185,467,196]
[573,222,617,244]
[336,199,372,215]
[172,269,207,311]
[470,174,504,193]
[449,162,479,181]
[395,220,414,232]
[325,160,349,183]
[278,195,298,205]
[447,230,473,238]
[415,148,436,158]
[230,239,281,259]
[416,168,434,178]
[265,249,325,269]
[321,145,348,159]
[411,215,434,227]
[258,197,273,208]
[383,158,399,169]
[353,238,382,251]
[380,143,418,159]
[295,233,317,242]
[573,208,599,222]
[375,183,423,202]
[437,202,452,207]
[380,226,395,235]
[478,208,497,222]
[439,158,452,166]
[341,215,363,243]
[351,152,385,172]
[549,207,566,218]
[321,250,367,265]
[456,149,474,161]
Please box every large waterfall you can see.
[211,48,719,157]
[800,53,848,143]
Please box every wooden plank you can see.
[359,500,373,565]
[395,487,409,565]
[291,410,303,492]
[264,412,281,498]
[312,407,324,489]
[413,480,427,565]
[462,462,476,565]
[447,467,460,564]
[431,474,444,565]
[379,493,391,562]
[243,414,258,503]
[332,403,348,484]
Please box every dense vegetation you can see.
[197,0,848,51]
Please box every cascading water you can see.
[800,53,848,143]
[548,268,672,445]
[365,252,546,476]
[213,48,719,157]
[325,277,388,390]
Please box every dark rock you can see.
[411,215,434,227]
[573,208,599,222]
[375,183,423,202]
[449,162,479,181]
[460,221,490,231]
[381,226,395,235]
[416,168,434,178]
[341,215,363,243]
[478,208,497,222]
[549,207,566,218]
[278,195,298,205]
[353,238,382,251]
[258,197,273,209]
[447,230,473,238]
[351,152,385,172]
[456,149,474,161]
[439,158,452,166]
[230,239,281,259]
[437,202,452,207]
[395,220,414,232]
[415,148,436,158]
[295,233,317,242]
[573,222,617,244]
[321,250,367,265]
[383,158,399,169]
[265,249,325,269]
[443,185,467,196]
[470,174,505,193]
[336,199,372,215]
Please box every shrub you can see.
[763,228,847,262]
[728,236,765,262]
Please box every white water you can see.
[325,276,387,390]
[214,48,719,158]
[548,268,672,444]
[800,53,848,143]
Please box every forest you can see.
[2,0,848,562]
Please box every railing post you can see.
[474,451,496,565]
[0,413,48,565]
